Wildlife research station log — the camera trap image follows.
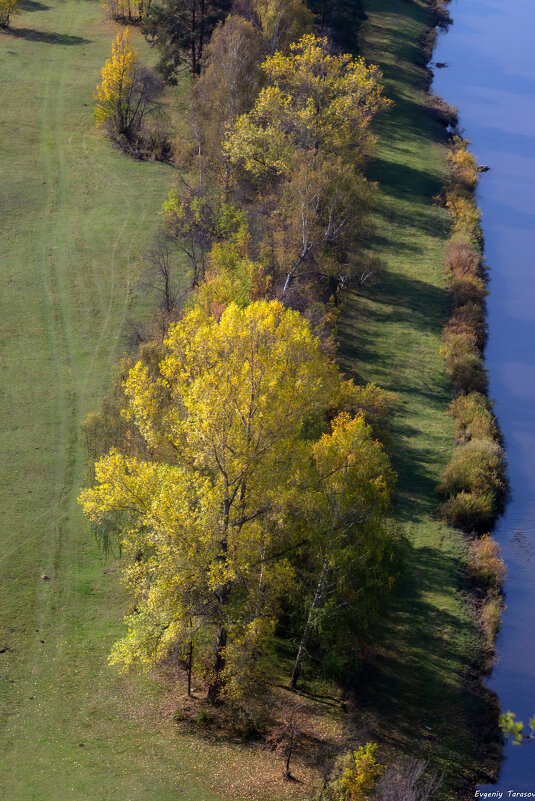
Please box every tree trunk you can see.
[207,623,227,702]
[187,640,193,696]
[290,559,329,690]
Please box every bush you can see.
[447,302,487,350]
[446,273,487,306]
[469,535,507,589]
[445,188,482,244]
[323,743,384,800]
[441,329,478,366]
[448,352,488,395]
[444,237,481,278]
[448,392,499,443]
[438,439,506,499]
[376,756,442,801]
[447,136,479,191]
[439,491,494,530]
[481,590,503,643]
[426,93,458,127]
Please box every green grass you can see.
[337,1,496,795]
[0,5,317,799]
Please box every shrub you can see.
[441,329,478,366]
[438,439,506,499]
[324,743,384,801]
[469,535,507,589]
[447,301,487,350]
[446,273,487,306]
[447,137,479,191]
[481,589,503,643]
[439,491,494,530]
[376,756,442,801]
[448,352,489,395]
[445,188,482,244]
[448,392,499,443]
[427,93,458,127]
[444,237,481,278]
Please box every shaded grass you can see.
[338,0,497,796]
[0,4,322,799]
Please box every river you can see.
[433,0,535,792]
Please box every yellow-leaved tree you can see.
[224,34,391,295]
[79,300,401,701]
[94,28,162,149]
[0,0,20,28]
[94,28,137,133]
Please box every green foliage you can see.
[448,392,499,443]
[438,439,506,502]
[142,0,231,79]
[439,491,494,531]
[500,711,525,744]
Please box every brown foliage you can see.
[469,535,507,590]
[444,237,481,278]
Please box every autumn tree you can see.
[225,34,390,293]
[80,302,336,698]
[289,413,399,689]
[80,301,400,702]
[248,0,313,55]
[0,0,20,28]
[191,15,263,182]
[226,35,390,177]
[142,0,231,80]
[94,28,164,151]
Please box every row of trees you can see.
[85,0,405,718]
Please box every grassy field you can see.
[337,0,496,795]
[0,5,320,799]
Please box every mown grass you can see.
[338,1,497,796]
[0,4,320,799]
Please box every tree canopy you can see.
[79,300,401,700]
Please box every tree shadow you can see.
[19,0,51,10]
[6,27,91,44]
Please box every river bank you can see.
[434,0,535,792]
[338,0,502,795]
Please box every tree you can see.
[191,15,263,182]
[224,34,390,293]
[225,34,391,179]
[289,413,397,689]
[0,0,20,28]
[142,0,232,80]
[271,153,373,294]
[94,28,164,149]
[250,0,313,55]
[79,301,353,700]
[500,711,535,745]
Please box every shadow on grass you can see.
[19,0,51,10]
[353,542,477,740]
[6,26,91,44]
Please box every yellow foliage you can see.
[0,0,20,27]
[225,33,391,178]
[329,743,384,801]
[94,28,137,130]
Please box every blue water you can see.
[433,0,535,792]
